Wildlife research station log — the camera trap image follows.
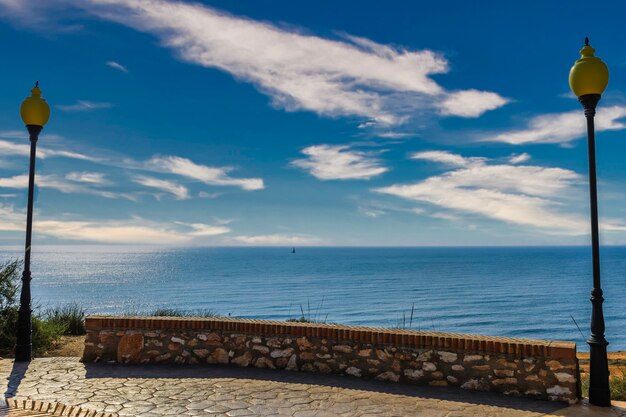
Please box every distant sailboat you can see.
[291,247,296,254]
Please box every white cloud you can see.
[483,106,626,145]
[198,191,221,199]
[375,132,417,139]
[0,0,83,31]
[0,134,264,196]
[0,175,29,188]
[0,137,96,161]
[186,222,230,236]
[147,156,263,191]
[0,204,230,244]
[0,174,136,200]
[0,205,23,231]
[228,234,320,245]
[106,60,128,72]
[56,100,113,112]
[133,175,189,200]
[508,153,531,164]
[2,0,508,124]
[33,220,189,244]
[359,206,387,218]
[373,151,608,235]
[292,145,387,180]
[431,212,460,221]
[65,171,109,184]
[437,89,508,118]
[410,150,486,167]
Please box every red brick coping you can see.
[85,316,576,360]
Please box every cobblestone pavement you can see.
[0,358,625,417]
[0,398,115,416]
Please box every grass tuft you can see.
[45,303,86,335]
[287,298,329,323]
[151,308,220,318]
[580,365,626,401]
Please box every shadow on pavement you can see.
[3,361,29,399]
[84,362,568,414]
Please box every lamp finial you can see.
[585,37,590,46]
[35,81,38,88]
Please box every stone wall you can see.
[84,316,579,403]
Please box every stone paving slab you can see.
[0,397,117,416]
[0,358,624,417]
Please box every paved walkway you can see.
[0,358,625,417]
[0,398,115,416]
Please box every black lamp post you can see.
[569,38,611,406]
[15,82,50,362]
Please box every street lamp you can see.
[15,82,50,362]
[569,38,610,406]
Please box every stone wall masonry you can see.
[83,316,579,404]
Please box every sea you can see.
[0,245,624,352]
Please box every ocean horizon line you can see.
[1,244,624,250]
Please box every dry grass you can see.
[578,351,626,401]
[40,335,84,357]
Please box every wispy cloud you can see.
[228,234,320,245]
[358,205,387,218]
[198,191,221,199]
[0,136,97,161]
[0,204,230,244]
[292,145,387,180]
[56,100,113,112]
[373,151,618,235]
[181,222,231,237]
[133,175,189,200]
[0,174,135,200]
[65,171,109,184]
[147,156,264,191]
[3,0,508,125]
[430,212,461,221]
[508,153,531,164]
[481,106,626,145]
[106,60,128,72]
[0,133,265,197]
[375,132,417,139]
[0,0,83,31]
[410,150,486,167]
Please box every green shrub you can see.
[0,259,66,356]
[32,316,66,354]
[0,260,19,311]
[45,303,86,335]
[0,306,18,355]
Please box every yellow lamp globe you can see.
[569,38,609,98]
[20,82,50,127]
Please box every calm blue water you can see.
[0,246,624,351]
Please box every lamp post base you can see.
[15,257,33,363]
[588,337,611,406]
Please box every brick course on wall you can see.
[83,316,579,403]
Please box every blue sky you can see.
[1,0,626,246]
